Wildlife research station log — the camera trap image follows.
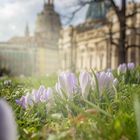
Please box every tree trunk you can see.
[118,22,126,64]
[118,0,126,64]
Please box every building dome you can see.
[86,1,111,21]
[35,0,61,46]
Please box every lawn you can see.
[0,64,140,140]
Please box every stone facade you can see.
[59,2,140,72]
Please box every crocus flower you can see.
[40,88,53,102]
[31,85,47,103]
[32,85,47,103]
[16,93,34,109]
[25,92,34,107]
[16,96,28,109]
[0,99,17,140]
[96,72,118,95]
[58,72,78,98]
[16,85,53,109]
[79,71,91,98]
[117,63,127,74]
[31,89,39,103]
[127,62,135,70]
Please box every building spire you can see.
[25,23,30,37]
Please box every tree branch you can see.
[126,45,140,50]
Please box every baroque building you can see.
[59,1,140,72]
[0,0,61,76]
[0,1,139,76]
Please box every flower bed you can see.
[0,63,140,140]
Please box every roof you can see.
[86,1,111,20]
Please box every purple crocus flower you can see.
[96,72,118,95]
[16,85,53,109]
[79,71,91,98]
[117,63,127,75]
[16,91,36,109]
[40,88,53,102]
[37,85,46,97]
[0,99,17,140]
[58,72,78,98]
[127,62,135,70]
[16,96,27,109]
[32,85,47,103]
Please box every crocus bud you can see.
[117,63,127,75]
[58,72,77,98]
[79,71,91,98]
[0,99,17,140]
[127,62,135,70]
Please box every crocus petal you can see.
[58,72,77,98]
[127,62,135,70]
[117,63,127,74]
[95,71,118,95]
[40,87,53,102]
[79,71,91,98]
[16,96,27,109]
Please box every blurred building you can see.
[59,1,140,71]
[0,0,61,76]
[0,1,140,76]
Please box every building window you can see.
[130,48,136,63]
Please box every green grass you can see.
[0,68,140,140]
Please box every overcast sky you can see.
[0,0,139,41]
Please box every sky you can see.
[0,0,87,41]
[0,0,139,41]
